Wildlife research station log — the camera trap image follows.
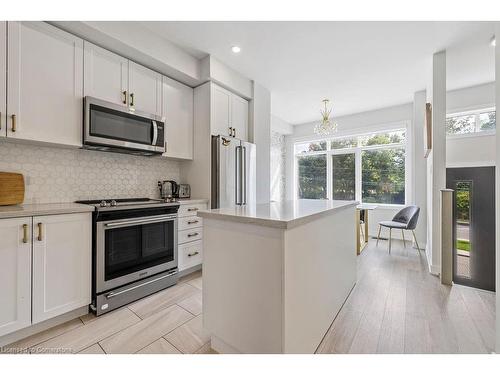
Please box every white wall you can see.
[494,23,500,354]
[249,82,272,204]
[201,56,253,99]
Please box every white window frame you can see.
[446,106,496,138]
[293,128,407,207]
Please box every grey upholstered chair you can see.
[376,206,420,253]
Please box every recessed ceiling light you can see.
[231,45,241,54]
[490,36,496,47]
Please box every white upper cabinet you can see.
[211,83,248,141]
[32,213,91,324]
[162,76,194,160]
[128,61,162,116]
[211,84,232,137]
[231,94,249,141]
[0,218,32,337]
[7,22,83,147]
[0,22,6,138]
[84,41,128,107]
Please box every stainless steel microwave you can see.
[84,96,165,156]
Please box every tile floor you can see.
[6,271,213,354]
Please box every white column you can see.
[427,51,446,275]
[249,82,271,204]
[412,90,427,248]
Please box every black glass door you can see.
[446,166,495,291]
[104,220,175,281]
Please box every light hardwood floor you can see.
[317,239,495,354]
[5,239,495,354]
[6,271,213,354]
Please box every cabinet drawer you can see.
[178,240,203,271]
[178,204,207,217]
[178,227,203,245]
[178,215,203,231]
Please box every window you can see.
[294,127,407,205]
[361,148,405,204]
[446,108,496,135]
[297,154,327,199]
[332,153,356,200]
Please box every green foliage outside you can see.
[298,155,327,199]
[455,182,471,222]
[332,153,355,200]
[361,133,405,205]
[457,239,470,252]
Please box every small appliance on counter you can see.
[158,180,179,200]
[0,172,25,206]
[178,184,191,199]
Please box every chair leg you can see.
[412,230,421,253]
[401,229,406,247]
[377,225,381,246]
[389,228,392,254]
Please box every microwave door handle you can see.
[152,121,158,146]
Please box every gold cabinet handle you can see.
[130,93,135,107]
[122,90,127,105]
[37,222,43,241]
[187,207,199,212]
[187,220,199,225]
[22,224,28,244]
[229,126,233,136]
[11,114,16,132]
[187,232,199,238]
[233,128,236,138]
[187,251,199,257]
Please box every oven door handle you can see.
[104,215,177,228]
[105,270,178,299]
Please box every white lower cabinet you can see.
[0,218,32,337]
[177,202,207,273]
[0,212,91,338]
[32,213,91,324]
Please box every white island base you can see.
[199,200,357,353]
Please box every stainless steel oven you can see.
[76,198,179,315]
[96,213,177,293]
[84,96,165,155]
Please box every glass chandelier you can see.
[314,99,338,136]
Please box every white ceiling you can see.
[140,21,496,125]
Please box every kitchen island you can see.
[198,199,358,353]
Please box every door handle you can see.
[187,219,199,225]
[229,126,233,137]
[122,90,127,105]
[187,207,199,212]
[130,93,135,107]
[37,222,43,241]
[187,251,199,257]
[22,224,28,244]
[11,114,16,132]
[187,232,199,238]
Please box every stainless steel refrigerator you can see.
[211,135,256,209]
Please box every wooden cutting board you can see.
[0,172,25,205]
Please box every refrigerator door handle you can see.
[235,145,242,205]
[241,146,247,204]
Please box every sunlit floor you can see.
[317,238,495,354]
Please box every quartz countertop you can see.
[0,202,95,219]
[197,199,358,229]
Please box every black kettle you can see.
[158,180,179,199]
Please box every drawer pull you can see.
[187,207,199,212]
[187,220,199,225]
[187,232,199,238]
[11,114,16,132]
[187,251,199,257]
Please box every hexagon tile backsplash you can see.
[0,142,180,204]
